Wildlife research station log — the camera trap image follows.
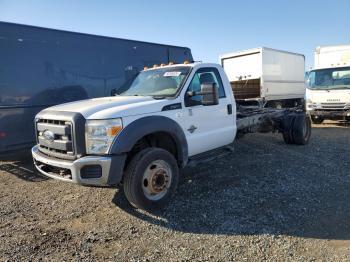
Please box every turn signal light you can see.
[107,126,123,136]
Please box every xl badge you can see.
[42,130,55,142]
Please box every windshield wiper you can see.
[330,86,350,89]
[309,85,350,90]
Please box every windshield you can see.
[119,66,190,97]
[307,67,350,90]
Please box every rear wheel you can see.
[283,131,293,144]
[292,115,312,145]
[311,116,324,124]
[123,148,179,211]
[282,117,295,144]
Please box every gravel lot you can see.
[1,121,350,261]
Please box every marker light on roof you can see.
[168,62,174,65]
[143,66,149,70]
[184,60,189,64]
[153,64,158,68]
[160,63,166,67]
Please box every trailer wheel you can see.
[123,148,179,211]
[311,116,324,124]
[292,115,311,145]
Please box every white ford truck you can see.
[32,62,311,211]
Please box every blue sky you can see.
[1,0,349,69]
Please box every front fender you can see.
[109,116,188,167]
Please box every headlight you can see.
[306,99,314,110]
[85,118,123,154]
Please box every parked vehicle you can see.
[0,22,192,153]
[306,45,350,124]
[32,62,311,211]
[219,47,305,108]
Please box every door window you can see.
[185,67,225,106]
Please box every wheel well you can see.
[124,132,178,170]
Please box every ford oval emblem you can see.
[42,130,55,142]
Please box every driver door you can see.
[180,67,235,156]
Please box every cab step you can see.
[187,145,234,167]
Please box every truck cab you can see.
[306,45,350,123]
[32,62,237,210]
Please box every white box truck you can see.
[306,45,350,123]
[220,47,305,108]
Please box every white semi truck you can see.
[306,45,350,123]
[32,62,311,211]
[220,47,305,108]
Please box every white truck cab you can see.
[32,62,310,211]
[32,63,238,210]
[306,45,350,123]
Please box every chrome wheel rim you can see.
[142,160,172,201]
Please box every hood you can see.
[47,96,170,119]
[306,88,350,104]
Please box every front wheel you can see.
[123,148,179,211]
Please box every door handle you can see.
[227,104,233,115]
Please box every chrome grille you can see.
[36,118,74,158]
[320,103,346,109]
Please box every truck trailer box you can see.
[220,47,305,106]
[314,45,350,69]
[0,22,193,153]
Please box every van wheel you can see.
[123,148,179,211]
[311,116,324,124]
[292,115,312,145]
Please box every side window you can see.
[186,68,226,106]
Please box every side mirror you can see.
[199,83,219,106]
[186,83,219,106]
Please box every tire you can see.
[282,130,293,144]
[282,117,295,144]
[292,115,312,145]
[123,148,179,211]
[311,116,324,124]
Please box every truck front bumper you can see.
[309,110,350,118]
[32,145,126,186]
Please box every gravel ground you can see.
[1,121,350,261]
